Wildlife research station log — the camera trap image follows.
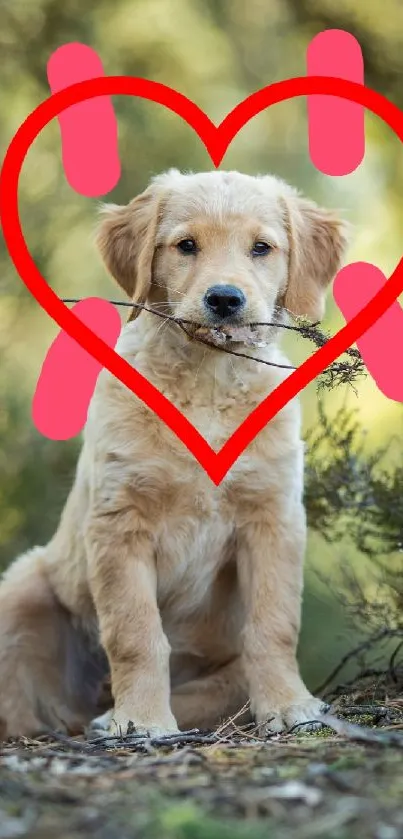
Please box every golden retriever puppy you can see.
[0,170,347,740]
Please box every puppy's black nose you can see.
[204,285,246,319]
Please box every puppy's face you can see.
[96,170,348,332]
[152,174,291,328]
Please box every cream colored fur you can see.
[0,170,347,739]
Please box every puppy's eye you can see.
[251,241,272,256]
[177,238,197,254]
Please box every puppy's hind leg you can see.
[0,548,107,739]
[171,658,250,732]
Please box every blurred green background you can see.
[1,0,402,691]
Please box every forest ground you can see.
[1,686,402,839]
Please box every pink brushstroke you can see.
[47,42,121,196]
[307,30,365,175]
[334,263,403,401]
[33,299,122,439]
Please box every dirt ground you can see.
[0,696,402,839]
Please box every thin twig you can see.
[85,729,221,752]
[318,712,403,748]
[46,731,89,752]
[62,297,297,371]
[61,296,366,386]
[314,628,397,695]
[61,298,313,332]
[287,720,326,734]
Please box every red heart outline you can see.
[1,75,403,484]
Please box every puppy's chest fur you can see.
[89,338,302,623]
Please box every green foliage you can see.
[305,404,403,690]
[306,405,403,559]
[0,375,79,567]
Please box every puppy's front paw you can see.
[88,709,113,733]
[256,695,329,737]
[89,708,179,738]
[110,715,180,739]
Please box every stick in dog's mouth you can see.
[192,324,268,349]
[61,298,367,382]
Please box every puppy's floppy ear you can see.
[96,185,163,318]
[280,193,349,322]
